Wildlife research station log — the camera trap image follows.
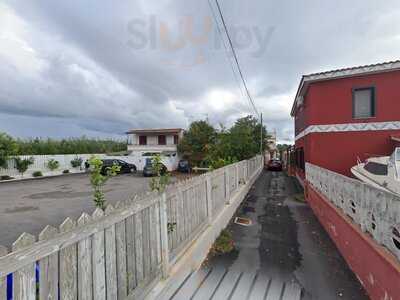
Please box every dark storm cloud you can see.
[1,0,400,142]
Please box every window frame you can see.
[173,135,179,145]
[352,86,376,119]
[139,135,147,145]
[158,135,166,145]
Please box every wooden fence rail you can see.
[0,155,263,300]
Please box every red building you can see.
[291,60,400,183]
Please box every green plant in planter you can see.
[62,169,70,174]
[0,175,14,181]
[47,159,59,171]
[32,171,43,177]
[70,157,83,168]
[89,156,120,210]
[212,229,235,255]
[14,157,34,177]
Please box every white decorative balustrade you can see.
[0,155,263,300]
[306,163,400,261]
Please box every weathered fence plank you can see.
[104,205,118,300]
[77,213,92,300]
[12,233,36,300]
[115,218,128,299]
[0,246,8,300]
[39,226,59,300]
[92,209,106,300]
[59,218,78,300]
[135,210,144,284]
[126,215,136,291]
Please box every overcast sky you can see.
[1,1,400,143]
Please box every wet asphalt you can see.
[206,170,369,300]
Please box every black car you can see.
[177,160,191,173]
[100,159,137,175]
[266,159,282,171]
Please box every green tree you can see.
[14,157,34,177]
[208,115,267,163]
[177,121,217,166]
[0,132,18,168]
[47,159,60,171]
[149,154,170,193]
[89,156,120,210]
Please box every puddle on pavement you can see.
[25,190,92,199]
[5,206,39,213]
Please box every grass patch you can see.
[210,229,235,255]
[293,193,306,203]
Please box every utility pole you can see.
[260,113,263,155]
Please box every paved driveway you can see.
[0,173,165,247]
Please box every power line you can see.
[206,0,248,112]
[213,0,259,117]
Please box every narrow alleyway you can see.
[204,170,369,300]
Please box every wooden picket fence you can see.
[0,155,263,300]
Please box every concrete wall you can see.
[306,185,400,300]
[306,163,400,300]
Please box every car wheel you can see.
[130,167,136,173]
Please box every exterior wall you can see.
[294,70,400,178]
[306,70,400,126]
[297,130,399,177]
[306,185,400,300]
[127,133,179,153]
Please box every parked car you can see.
[100,159,137,175]
[143,158,167,177]
[177,159,191,173]
[266,159,282,171]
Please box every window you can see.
[353,87,375,119]
[174,135,179,145]
[139,135,147,145]
[158,135,166,145]
[295,148,305,171]
[364,162,388,176]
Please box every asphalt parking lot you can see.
[0,172,180,247]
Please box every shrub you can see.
[211,229,235,255]
[32,171,43,177]
[0,175,14,181]
[0,132,18,169]
[70,157,83,168]
[89,156,120,210]
[62,169,70,174]
[47,159,59,171]
[15,157,34,177]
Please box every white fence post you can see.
[206,174,213,225]
[159,192,170,278]
[225,167,230,204]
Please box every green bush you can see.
[15,157,34,177]
[212,229,235,254]
[32,171,43,177]
[47,159,59,171]
[0,175,14,181]
[70,157,83,168]
[62,169,70,174]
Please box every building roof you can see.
[125,128,184,135]
[291,60,400,116]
